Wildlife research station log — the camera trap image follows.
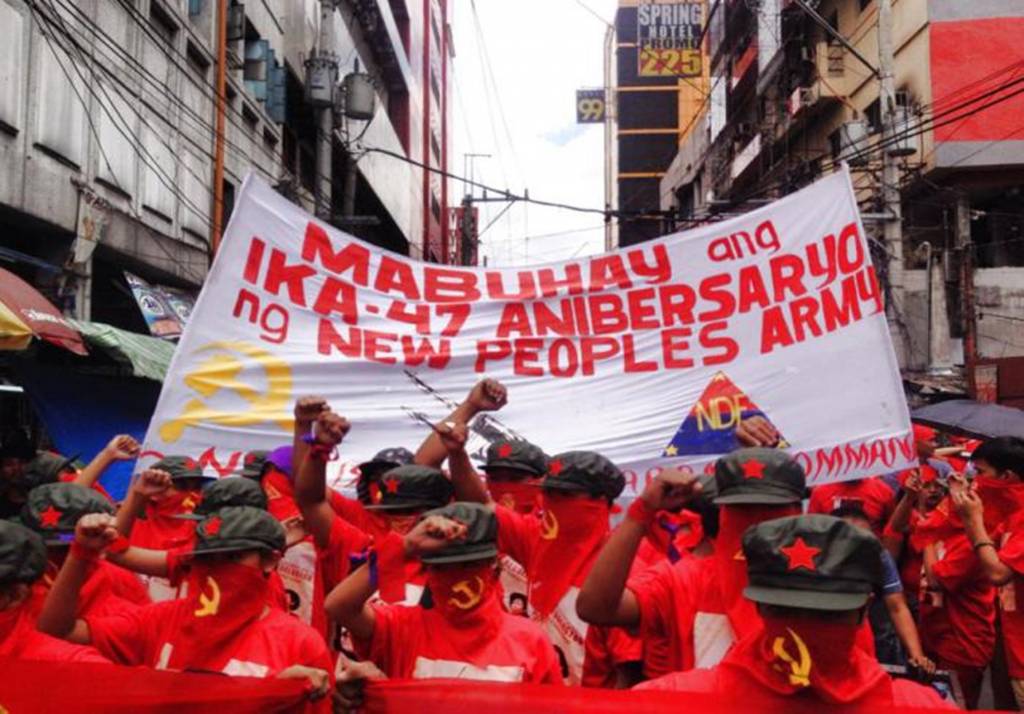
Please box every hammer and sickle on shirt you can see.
[447,576,485,610]
[194,576,222,618]
[159,341,293,443]
[539,510,559,541]
[771,627,812,687]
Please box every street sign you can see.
[576,89,606,123]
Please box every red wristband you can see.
[70,542,101,563]
[308,442,337,462]
[627,498,658,525]
[106,535,130,555]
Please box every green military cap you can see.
[239,450,271,479]
[192,506,285,556]
[419,502,498,565]
[483,440,548,477]
[152,455,215,483]
[21,482,114,546]
[713,448,806,506]
[357,447,415,505]
[743,514,884,611]
[364,464,453,511]
[21,452,78,491]
[177,477,268,520]
[542,450,625,501]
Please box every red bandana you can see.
[131,490,201,550]
[165,561,270,673]
[529,493,610,616]
[487,480,542,515]
[424,563,501,625]
[721,617,891,704]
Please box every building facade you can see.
[0,0,451,332]
[659,0,1024,384]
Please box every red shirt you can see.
[85,599,331,677]
[884,510,926,602]
[363,600,563,684]
[919,533,996,667]
[997,518,1024,677]
[808,477,896,536]
[581,624,642,688]
[31,559,150,619]
[0,603,110,663]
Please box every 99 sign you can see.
[576,92,606,124]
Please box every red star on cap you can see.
[742,460,766,479]
[497,443,513,458]
[185,457,198,470]
[780,537,820,571]
[205,516,223,536]
[384,477,400,494]
[39,505,62,528]
[548,459,564,476]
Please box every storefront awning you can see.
[0,266,86,355]
[67,319,176,381]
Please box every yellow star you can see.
[665,444,679,456]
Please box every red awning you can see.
[0,266,87,355]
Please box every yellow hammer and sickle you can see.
[540,509,559,541]
[182,495,197,511]
[194,576,222,618]
[772,627,812,687]
[160,341,293,443]
[447,576,485,610]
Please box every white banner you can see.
[141,169,914,495]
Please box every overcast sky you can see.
[450,0,619,266]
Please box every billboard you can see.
[637,1,705,77]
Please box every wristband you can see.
[301,434,338,462]
[972,541,996,552]
[627,498,657,526]
[70,542,101,563]
[106,535,130,555]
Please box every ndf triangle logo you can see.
[661,371,788,457]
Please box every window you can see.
[35,42,85,166]
[186,40,210,78]
[431,194,441,222]
[0,2,24,134]
[430,130,441,163]
[149,1,179,44]
[241,101,259,130]
[430,70,441,105]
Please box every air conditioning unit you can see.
[839,120,870,166]
[887,106,917,157]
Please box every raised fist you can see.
[313,410,351,447]
[104,435,141,461]
[465,379,508,412]
[404,515,467,558]
[133,469,172,499]
[75,513,118,552]
[641,467,702,512]
[294,396,329,426]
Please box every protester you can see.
[37,506,333,703]
[21,482,149,618]
[119,456,214,551]
[0,520,109,663]
[634,514,953,709]
[919,473,998,709]
[326,502,562,684]
[356,447,417,507]
[577,448,807,678]
[832,503,934,671]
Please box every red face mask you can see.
[151,489,202,517]
[974,476,1024,533]
[727,615,890,704]
[165,559,271,673]
[425,563,500,623]
[488,480,541,515]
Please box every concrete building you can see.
[0,0,451,332]
[659,0,1024,392]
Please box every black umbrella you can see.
[912,399,1024,439]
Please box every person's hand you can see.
[908,653,936,677]
[75,513,118,552]
[465,379,507,412]
[335,655,387,712]
[403,515,467,558]
[103,435,140,461]
[736,416,780,448]
[294,396,329,427]
[313,410,350,447]
[435,421,468,454]
[133,469,172,500]
[903,469,923,495]
[277,664,331,701]
[952,483,985,526]
[641,467,702,511]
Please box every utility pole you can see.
[315,1,338,221]
[956,195,978,396]
[878,0,907,364]
[460,194,473,267]
[603,23,616,252]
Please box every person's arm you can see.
[883,591,935,674]
[105,546,170,577]
[291,395,328,488]
[735,415,780,448]
[324,514,468,640]
[294,408,350,549]
[954,486,1013,585]
[436,421,490,504]
[414,379,507,468]
[882,473,921,558]
[38,513,119,643]
[115,469,172,538]
[577,468,700,627]
[922,543,941,590]
[74,435,140,489]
